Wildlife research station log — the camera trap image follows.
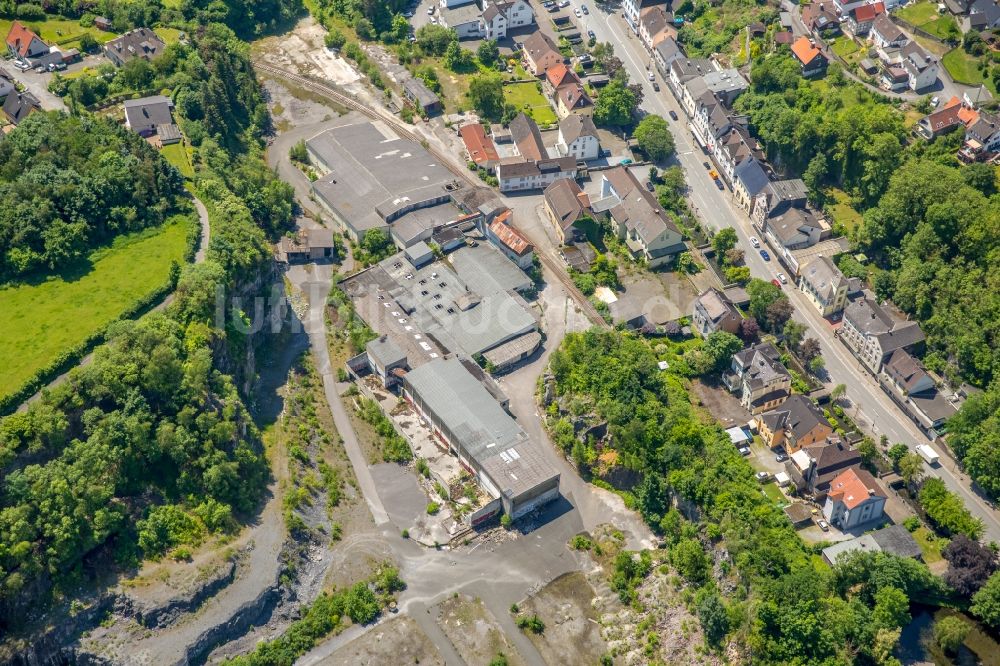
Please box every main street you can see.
[570,0,1000,542]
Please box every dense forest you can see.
[0,114,184,281]
[548,330,1000,664]
[0,20,293,626]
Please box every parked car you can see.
[760,249,771,261]
[755,471,771,482]
[578,53,593,63]
[548,3,559,9]
[669,110,678,121]
[749,236,760,248]
[714,179,724,191]
[429,16,437,22]
[48,62,66,72]
[644,180,654,192]
[647,70,655,81]
[818,519,830,532]
[702,161,711,170]
[775,450,788,463]
[771,278,782,288]
[931,95,940,107]
[777,273,788,284]
[652,80,659,91]
[574,7,582,16]
[708,169,718,179]
[581,4,589,13]
[33,65,45,73]
[619,158,633,165]
[588,29,596,39]
[427,5,435,13]
[559,0,570,6]
[403,10,413,17]
[738,446,751,456]
[14,60,31,71]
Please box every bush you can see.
[500,514,512,528]
[516,613,545,634]
[15,3,46,20]
[934,616,970,654]
[325,27,346,50]
[426,501,441,515]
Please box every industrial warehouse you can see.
[341,234,558,524]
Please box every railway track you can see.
[253,61,610,329]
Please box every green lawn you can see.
[503,81,558,127]
[943,47,991,89]
[825,188,863,234]
[912,526,948,564]
[831,37,859,59]
[0,17,116,49]
[895,1,940,26]
[761,482,788,506]
[161,141,195,179]
[922,15,959,40]
[0,216,192,402]
[157,26,186,45]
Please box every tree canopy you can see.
[633,114,675,161]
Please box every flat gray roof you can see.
[367,336,406,369]
[308,121,458,236]
[404,357,557,497]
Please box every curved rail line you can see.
[253,61,610,329]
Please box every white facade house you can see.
[441,0,533,40]
[441,0,476,8]
[555,114,600,160]
[497,157,578,192]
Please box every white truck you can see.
[917,444,940,466]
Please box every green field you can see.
[831,37,859,59]
[912,526,947,564]
[0,217,191,401]
[0,17,116,49]
[895,1,959,40]
[825,188,863,233]
[161,142,195,179]
[761,482,788,506]
[503,82,558,127]
[944,47,988,85]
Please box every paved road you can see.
[577,1,1000,543]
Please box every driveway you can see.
[10,53,98,112]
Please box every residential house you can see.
[365,336,408,388]
[639,5,676,52]
[724,342,792,414]
[460,123,500,171]
[691,89,733,152]
[692,288,743,337]
[840,296,925,373]
[775,30,795,45]
[555,113,600,160]
[497,156,578,192]
[440,4,487,38]
[823,524,922,564]
[680,75,710,119]
[487,209,535,269]
[790,36,828,76]
[870,15,907,49]
[543,177,591,243]
[554,79,591,117]
[0,68,16,99]
[761,208,831,273]
[2,91,39,126]
[624,0,660,32]
[832,0,874,14]
[945,0,972,13]
[483,0,534,39]
[598,166,687,268]
[802,3,841,37]
[653,37,683,77]
[799,255,849,316]
[275,228,336,263]
[510,112,546,161]
[522,31,564,76]
[899,41,939,91]
[123,95,182,144]
[844,1,885,36]
[104,28,165,67]
[403,78,442,115]
[880,349,959,433]
[757,394,834,452]
[959,109,1000,161]
[94,16,113,31]
[880,65,910,92]
[5,21,48,61]
[823,467,887,530]
[702,68,749,107]
[751,178,809,229]
[960,0,1000,32]
[915,96,977,139]
[788,437,863,498]
[668,57,714,98]
[715,124,764,185]
[732,158,770,214]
